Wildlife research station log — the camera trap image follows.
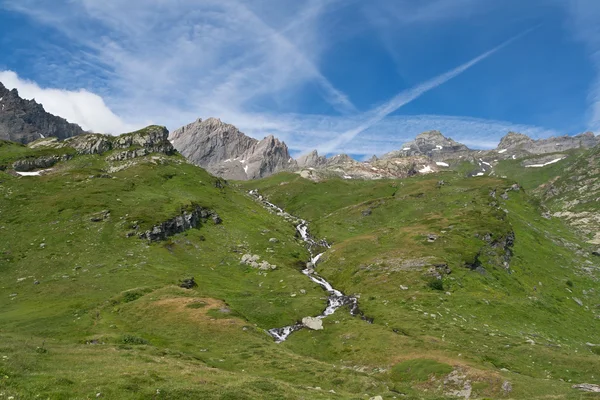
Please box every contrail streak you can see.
[319,26,539,153]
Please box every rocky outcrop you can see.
[572,383,600,393]
[12,154,72,172]
[65,125,174,157]
[169,118,296,180]
[0,81,84,144]
[497,131,599,154]
[138,205,221,242]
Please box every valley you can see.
[0,121,599,399]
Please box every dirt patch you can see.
[152,296,243,326]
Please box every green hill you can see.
[1,132,599,399]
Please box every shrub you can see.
[427,279,444,291]
[121,335,148,345]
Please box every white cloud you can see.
[0,70,135,134]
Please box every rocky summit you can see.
[0,81,84,144]
[382,130,471,161]
[169,118,296,180]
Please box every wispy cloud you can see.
[317,27,538,153]
[565,0,600,131]
[0,0,559,157]
[1,0,355,127]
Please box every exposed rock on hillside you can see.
[497,131,599,155]
[138,205,221,242]
[0,81,84,144]
[169,118,296,180]
[13,154,73,172]
[535,146,600,243]
[65,125,174,156]
[297,153,439,181]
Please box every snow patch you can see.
[224,159,231,163]
[402,147,411,151]
[512,155,516,159]
[343,175,352,179]
[419,165,433,173]
[498,149,507,154]
[525,157,566,168]
[435,162,449,167]
[244,165,249,174]
[475,172,484,176]
[435,145,443,150]
[480,159,492,167]
[16,170,44,176]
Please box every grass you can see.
[390,358,453,382]
[1,136,599,398]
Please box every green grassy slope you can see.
[1,139,599,399]
[242,171,600,398]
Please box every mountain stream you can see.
[249,190,371,342]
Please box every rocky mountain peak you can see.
[382,130,470,161]
[0,80,84,144]
[497,132,533,149]
[169,117,295,180]
[297,150,327,169]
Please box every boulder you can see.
[302,317,323,330]
[572,383,600,392]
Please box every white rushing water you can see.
[249,190,366,342]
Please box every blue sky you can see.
[1,0,599,158]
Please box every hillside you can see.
[1,131,599,399]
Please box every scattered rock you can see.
[427,234,438,242]
[362,209,372,216]
[369,396,383,400]
[269,238,279,243]
[592,249,600,257]
[302,317,323,330]
[573,297,584,306]
[502,381,512,394]
[90,210,110,222]
[241,254,276,270]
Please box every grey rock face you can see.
[382,130,471,161]
[138,205,221,242]
[169,118,296,180]
[13,154,73,172]
[296,150,327,169]
[0,81,84,144]
[497,131,599,154]
[64,125,174,156]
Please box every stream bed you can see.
[249,190,371,343]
